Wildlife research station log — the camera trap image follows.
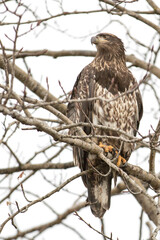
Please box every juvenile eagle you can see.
[67,33,143,218]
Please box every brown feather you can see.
[67,33,143,218]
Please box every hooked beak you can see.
[91,36,98,45]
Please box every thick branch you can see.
[98,152,159,226]
[0,162,74,174]
[123,163,160,190]
[4,50,160,79]
[0,54,67,114]
[6,49,95,58]
[127,176,158,226]
[146,0,160,14]
[100,0,160,33]
[126,54,160,79]
[1,105,160,190]
[149,119,160,174]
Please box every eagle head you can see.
[91,33,125,60]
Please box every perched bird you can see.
[67,33,143,218]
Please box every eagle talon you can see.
[99,142,114,153]
[116,154,126,167]
[99,142,126,167]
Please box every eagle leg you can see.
[99,142,113,153]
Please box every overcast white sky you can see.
[0,1,160,239]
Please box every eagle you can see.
[67,33,143,218]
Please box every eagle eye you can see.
[99,34,110,40]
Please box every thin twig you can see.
[74,211,112,240]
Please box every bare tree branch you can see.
[0,170,89,233]
[0,54,67,114]
[0,161,74,174]
[100,0,160,33]
[2,50,160,79]
[0,1,160,239]
[1,202,86,239]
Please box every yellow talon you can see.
[105,145,114,153]
[99,142,126,167]
[99,142,104,148]
[99,142,113,153]
[116,154,126,167]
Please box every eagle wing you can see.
[67,64,95,169]
[67,65,113,218]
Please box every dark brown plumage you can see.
[67,33,143,218]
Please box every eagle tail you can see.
[86,171,112,218]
